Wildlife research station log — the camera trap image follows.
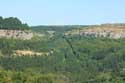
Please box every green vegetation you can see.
[0,16,29,30]
[0,67,68,83]
[0,34,125,83]
[31,25,87,33]
[0,22,125,83]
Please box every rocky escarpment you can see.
[0,30,33,40]
[13,50,54,56]
[65,24,125,39]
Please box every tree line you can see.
[0,16,29,30]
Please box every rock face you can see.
[66,24,125,39]
[81,27,125,39]
[13,50,54,56]
[0,30,33,40]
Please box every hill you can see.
[0,16,29,30]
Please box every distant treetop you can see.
[0,16,29,30]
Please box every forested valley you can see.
[0,17,125,83]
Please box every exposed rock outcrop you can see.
[65,24,125,39]
[13,50,53,56]
[0,30,33,40]
[81,27,125,39]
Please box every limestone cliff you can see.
[0,30,33,40]
[65,24,125,39]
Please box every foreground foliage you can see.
[0,67,68,83]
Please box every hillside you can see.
[31,25,79,32]
[1,22,125,83]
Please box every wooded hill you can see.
[0,16,29,30]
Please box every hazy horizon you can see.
[0,0,125,26]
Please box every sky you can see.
[0,0,125,26]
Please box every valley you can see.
[0,17,125,83]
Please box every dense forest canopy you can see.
[0,35,125,83]
[0,16,29,30]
